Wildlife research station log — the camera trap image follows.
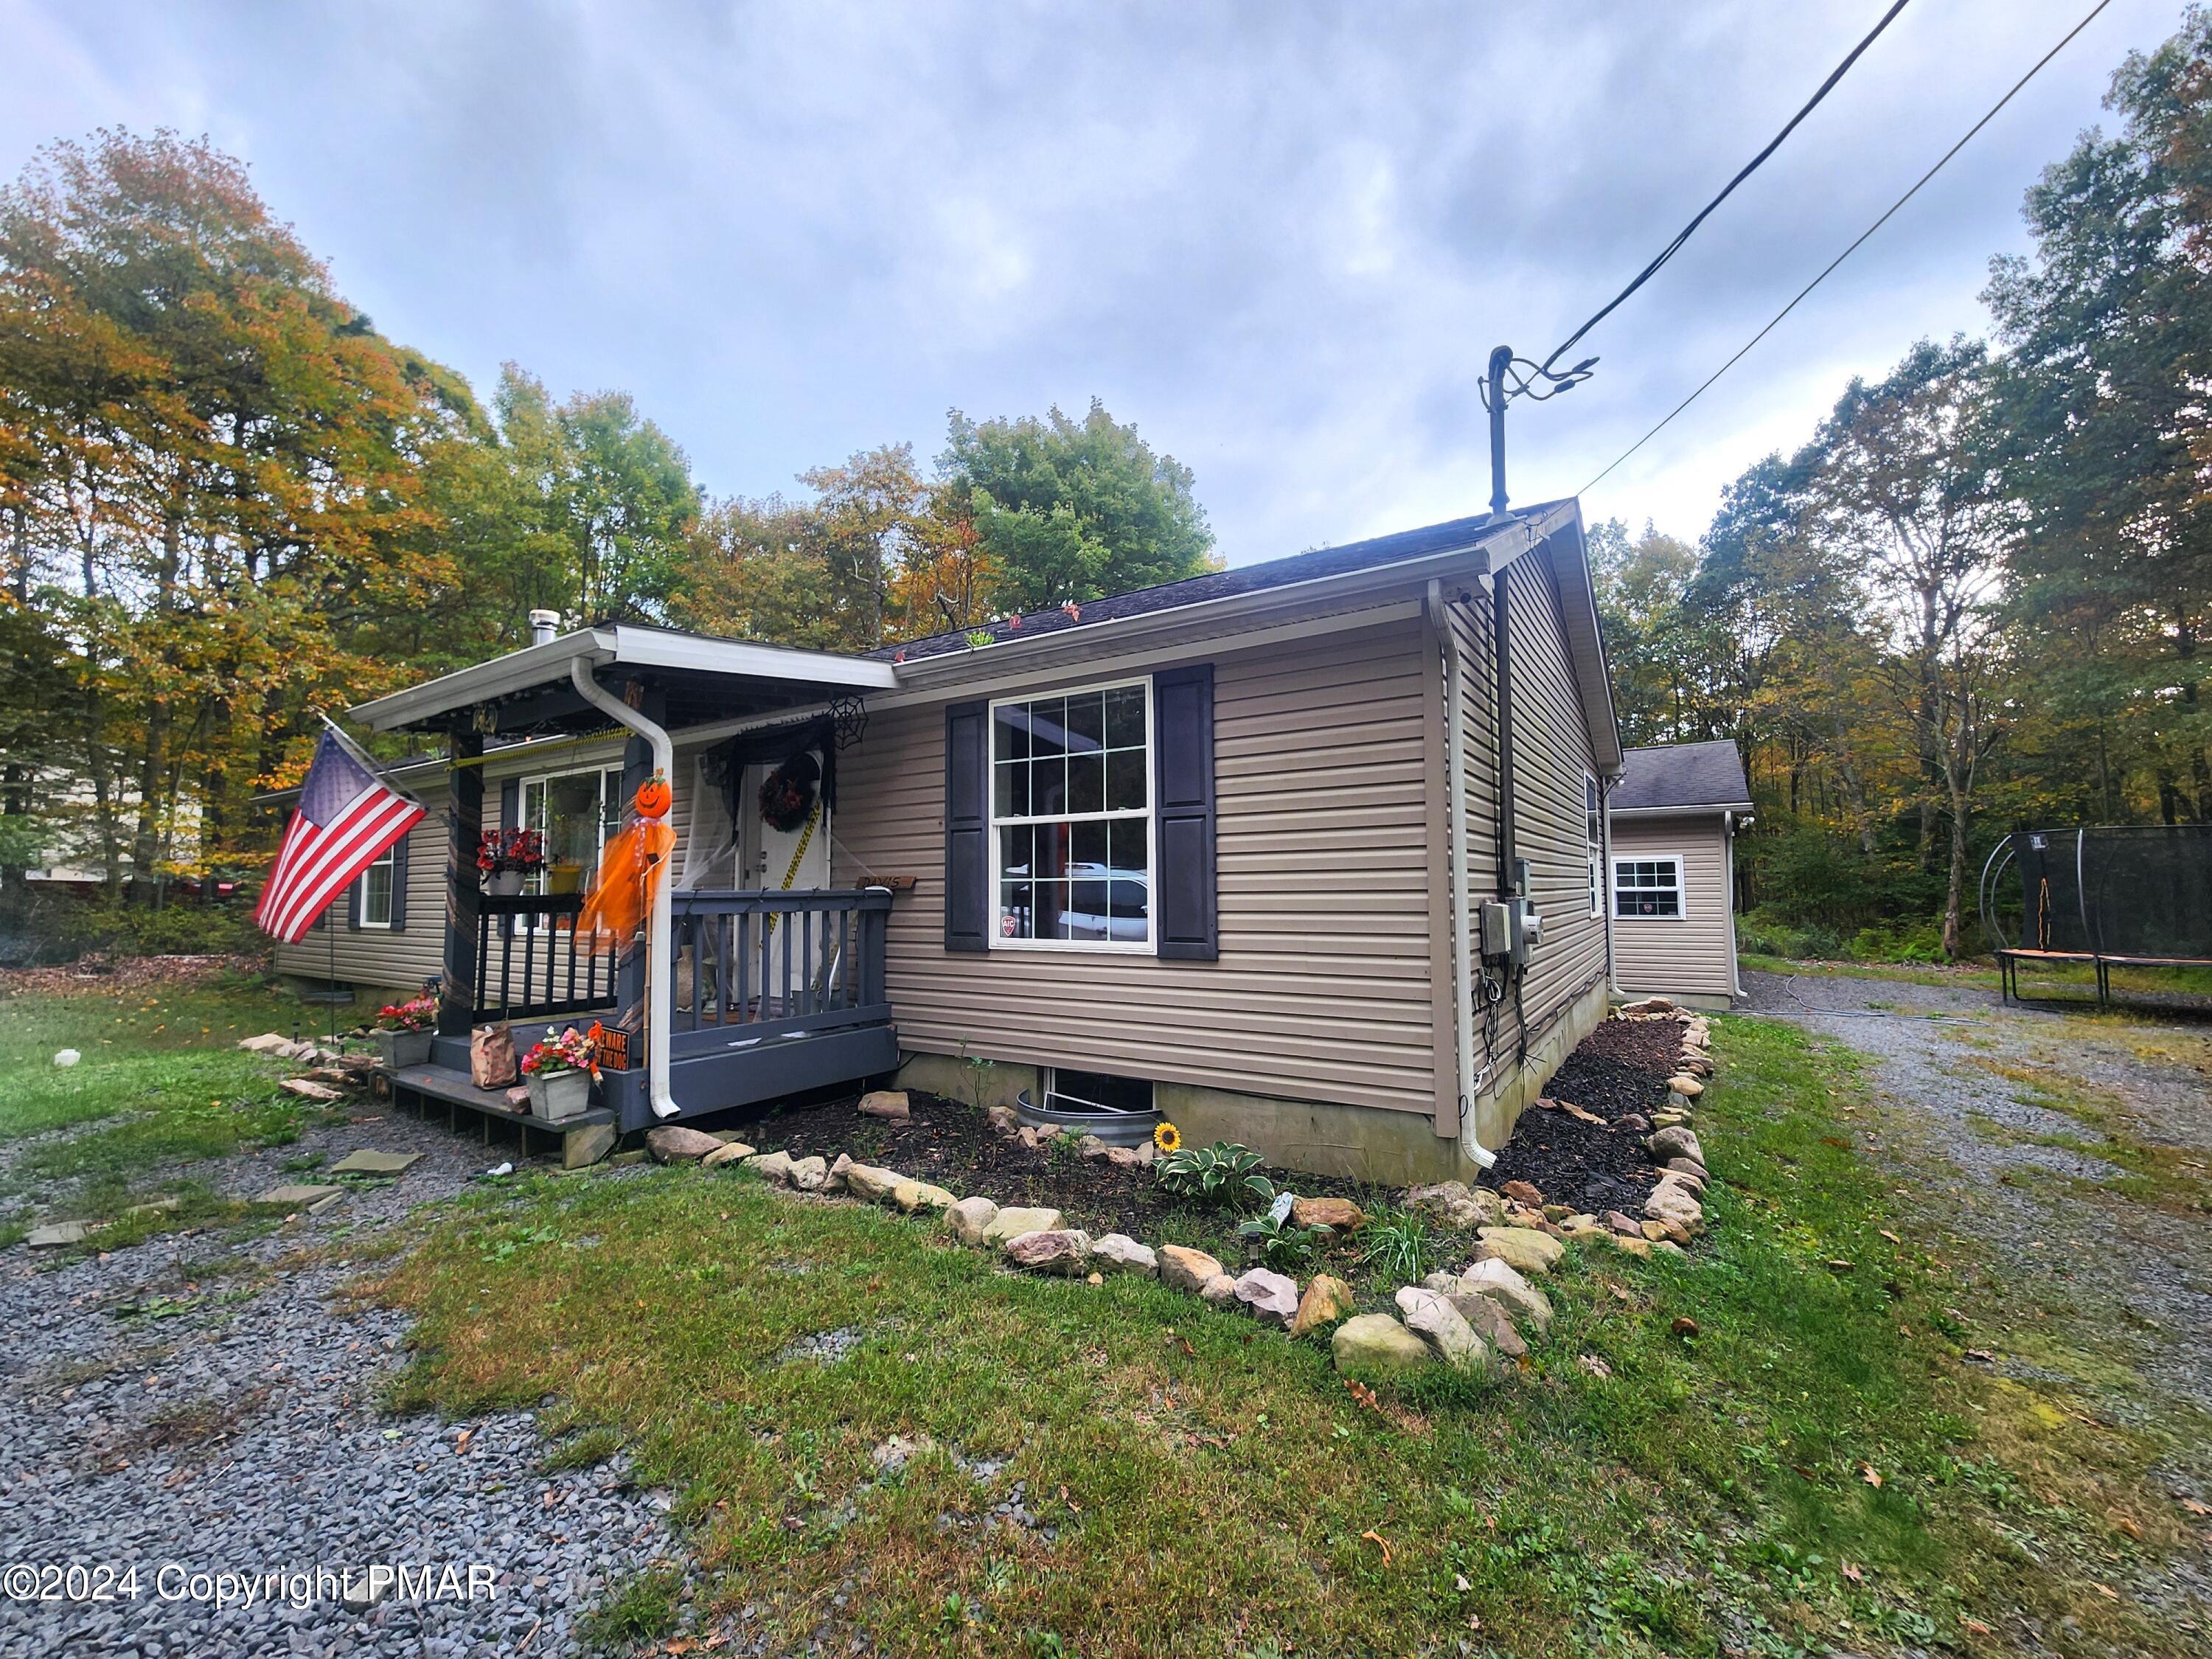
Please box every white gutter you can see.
[568,661,679,1121]
[1427,580,1495,1169]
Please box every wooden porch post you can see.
[613,683,666,1043]
[438,728,484,1038]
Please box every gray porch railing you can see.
[473,893,617,1023]
[667,888,892,1058]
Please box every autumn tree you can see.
[937,399,1217,611]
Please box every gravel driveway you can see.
[0,1107,689,1657]
[1741,968,2212,1476]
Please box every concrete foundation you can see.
[1465,975,1613,1158]
[1614,988,1735,1012]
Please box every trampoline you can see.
[1980,825,2212,1006]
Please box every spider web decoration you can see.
[828,695,867,751]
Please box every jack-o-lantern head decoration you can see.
[633,772,672,820]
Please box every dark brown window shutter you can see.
[1152,664,1217,961]
[389,831,410,932]
[944,699,990,952]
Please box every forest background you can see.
[5,12,2211,964]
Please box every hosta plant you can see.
[1155,1140,1276,1208]
[1237,1212,1328,1271]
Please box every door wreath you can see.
[758,753,820,833]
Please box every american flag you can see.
[254,728,426,944]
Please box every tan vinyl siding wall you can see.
[1610,813,1735,1000]
[271,814,448,997]
[830,618,1442,1117]
[1444,560,1609,1084]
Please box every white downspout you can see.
[569,659,679,1120]
[1428,580,1495,1169]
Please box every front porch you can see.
[350,622,904,1135]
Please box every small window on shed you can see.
[1045,1068,1154,1116]
[1613,857,1683,919]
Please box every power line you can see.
[1539,0,1913,377]
[1579,0,2118,498]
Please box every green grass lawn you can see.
[369,1017,2194,1658]
[0,973,335,1245]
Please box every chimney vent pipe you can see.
[528,608,560,647]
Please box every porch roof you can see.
[349,624,897,737]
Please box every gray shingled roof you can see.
[872,499,1571,664]
[1611,740,1752,812]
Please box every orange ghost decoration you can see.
[574,773,677,954]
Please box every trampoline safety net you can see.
[2007,826,2212,960]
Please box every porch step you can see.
[383,1062,619,1168]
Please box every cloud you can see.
[0,0,2170,559]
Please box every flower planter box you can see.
[372,1029,434,1068]
[527,1069,593,1122]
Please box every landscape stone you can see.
[1091,1234,1158,1276]
[984,1105,1020,1138]
[891,1180,956,1214]
[239,1032,291,1053]
[745,1150,796,1183]
[1197,1273,1239,1309]
[787,1155,830,1192]
[645,1125,723,1164]
[327,1150,422,1176]
[1004,1228,1092,1274]
[1233,1267,1300,1329]
[946,1195,1000,1245]
[858,1090,911,1121]
[1453,1290,1528,1357]
[1017,1127,1040,1150]
[1475,1225,1565,1275]
[27,1220,92,1249]
[1104,1145,1141,1169]
[1646,1126,1705,1165]
[1663,1158,1710,1185]
[1395,1285,1488,1371]
[257,1183,341,1207]
[279,1079,345,1103]
[1666,1074,1705,1098]
[1158,1244,1226,1293]
[1610,1234,1654,1258]
[1403,1180,1503,1231]
[1501,1179,1545,1208]
[1332,1312,1433,1374]
[1289,1273,1357,1338]
[1076,1134,1111,1160]
[1290,1196,1367,1232]
[700,1141,756,1169]
[1603,1209,1643,1237]
[980,1206,1064,1246]
[841,1163,906,1202]
[1459,1258,1554,1330]
[1644,1183,1703,1233]
[827,1152,853,1188]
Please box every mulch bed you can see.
[0,952,269,995]
[1481,1015,1688,1218]
[757,1091,1388,1257]
[741,1009,1691,1246]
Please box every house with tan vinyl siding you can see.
[281,498,1624,1181]
[1606,740,1753,1009]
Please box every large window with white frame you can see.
[1613,855,1683,919]
[990,679,1152,949]
[360,844,396,928]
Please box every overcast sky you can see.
[0,0,2180,563]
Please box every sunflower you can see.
[1152,1121,1182,1153]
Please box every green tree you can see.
[937,399,1217,612]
